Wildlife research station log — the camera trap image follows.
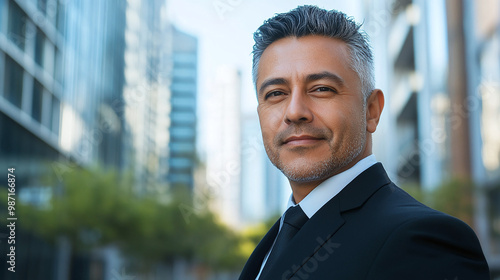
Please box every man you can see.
[239,5,490,280]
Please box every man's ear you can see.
[366,89,385,133]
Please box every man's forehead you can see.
[260,35,350,57]
[256,36,352,85]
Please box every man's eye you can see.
[265,91,284,99]
[315,87,335,92]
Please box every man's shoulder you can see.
[335,180,478,245]
[363,184,490,279]
[336,163,458,225]
[332,163,478,241]
[366,182,464,226]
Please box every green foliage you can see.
[401,179,475,227]
[400,183,427,204]
[3,166,249,271]
[237,214,280,262]
[431,179,474,226]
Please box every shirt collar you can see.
[286,154,377,218]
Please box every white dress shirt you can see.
[255,155,377,279]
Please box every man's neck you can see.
[289,154,372,203]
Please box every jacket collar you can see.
[337,162,391,212]
[258,163,392,280]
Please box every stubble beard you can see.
[265,118,367,183]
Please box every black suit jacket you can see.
[239,163,490,280]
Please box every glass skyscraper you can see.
[167,26,198,192]
[0,0,126,278]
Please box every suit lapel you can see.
[239,219,280,280]
[259,196,345,280]
[336,163,391,212]
[258,163,392,280]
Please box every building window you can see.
[56,0,65,34]
[34,28,54,74]
[0,0,5,34]
[8,1,28,51]
[51,96,60,135]
[35,28,45,67]
[3,56,24,109]
[54,48,62,83]
[32,80,43,123]
[43,37,55,74]
[37,0,47,16]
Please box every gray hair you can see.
[252,5,374,99]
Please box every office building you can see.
[123,0,171,194]
[239,113,267,224]
[0,0,126,279]
[364,0,500,274]
[167,26,198,192]
[205,66,241,227]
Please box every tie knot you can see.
[283,205,308,230]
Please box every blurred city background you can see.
[0,0,499,279]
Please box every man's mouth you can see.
[282,135,324,146]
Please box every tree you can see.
[1,166,249,272]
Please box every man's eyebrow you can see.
[258,72,345,95]
[258,78,288,96]
[306,71,346,87]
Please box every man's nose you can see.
[284,91,313,124]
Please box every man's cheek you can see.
[262,132,274,147]
[269,108,284,123]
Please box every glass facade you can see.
[50,95,59,134]
[3,55,23,108]
[167,27,198,191]
[0,0,127,278]
[34,27,44,66]
[7,1,27,50]
[0,0,4,28]
[31,80,43,123]
[366,0,500,273]
[0,113,59,280]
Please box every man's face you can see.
[256,35,370,184]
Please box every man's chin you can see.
[278,164,334,183]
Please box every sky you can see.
[166,0,363,156]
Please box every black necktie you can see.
[261,205,308,275]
